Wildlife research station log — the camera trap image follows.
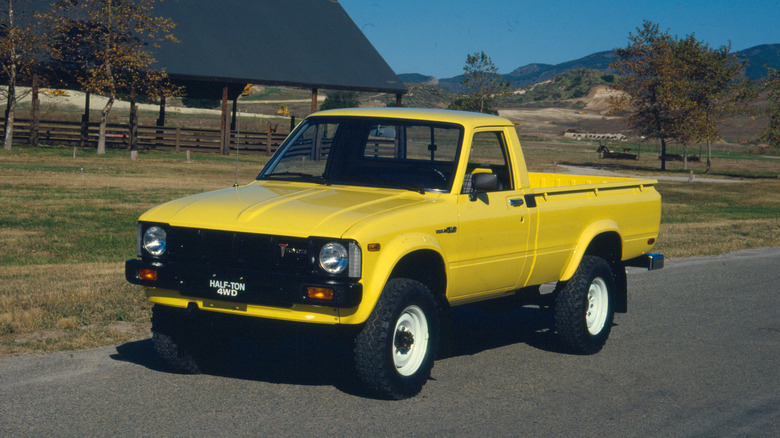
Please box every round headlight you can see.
[319,242,348,274]
[143,226,167,256]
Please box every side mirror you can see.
[469,173,501,201]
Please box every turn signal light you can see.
[138,268,158,281]
[647,238,656,245]
[307,287,334,300]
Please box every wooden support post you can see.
[80,92,90,148]
[220,86,229,155]
[129,96,138,160]
[231,97,238,131]
[156,95,166,146]
[266,122,272,156]
[156,95,166,127]
[311,88,318,114]
[175,127,181,152]
[395,93,403,108]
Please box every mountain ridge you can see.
[398,43,780,92]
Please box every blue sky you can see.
[338,0,780,78]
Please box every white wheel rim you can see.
[392,305,429,376]
[586,277,609,335]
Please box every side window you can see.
[463,131,513,193]
[270,122,337,176]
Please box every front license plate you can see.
[208,277,246,299]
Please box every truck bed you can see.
[522,172,661,287]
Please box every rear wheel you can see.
[353,278,440,399]
[554,256,616,354]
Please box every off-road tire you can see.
[151,304,229,374]
[353,278,440,399]
[554,256,616,354]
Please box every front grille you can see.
[165,227,310,273]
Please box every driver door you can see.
[448,129,532,301]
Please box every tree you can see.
[610,21,679,171]
[47,0,177,154]
[320,91,359,110]
[671,37,752,172]
[450,51,511,114]
[611,21,752,171]
[761,69,780,151]
[0,0,45,150]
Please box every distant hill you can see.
[505,69,618,108]
[429,44,780,92]
[738,44,780,80]
[387,83,456,108]
[397,73,438,85]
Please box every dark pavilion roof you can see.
[151,0,407,99]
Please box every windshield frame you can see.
[257,116,466,194]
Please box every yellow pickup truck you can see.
[126,108,663,398]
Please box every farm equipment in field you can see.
[597,141,637,160]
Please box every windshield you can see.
[258,117,464,193]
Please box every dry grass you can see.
[0,139,778,356]
[0,263,150,354]
[655,219,780,259]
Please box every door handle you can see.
[510,198,524,207]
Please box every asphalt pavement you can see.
[1,248,778,437]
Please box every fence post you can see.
[175,127,181,152]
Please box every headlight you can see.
[143,226,167,257]
[319,242,348,274]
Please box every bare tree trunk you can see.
[683,143,688,170]
[3,0,16,151]
[4,66,16,150]
[706,137,712,174]
[97,97,114,154]
[660,137,667,171]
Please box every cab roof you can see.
[311,108,515,128]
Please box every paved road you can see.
[2,248,778,437]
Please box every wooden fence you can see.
[3,118,290,155]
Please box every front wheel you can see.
[151,305,230,374]
[353,278,440,399]
[554,256,616,354]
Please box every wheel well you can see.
[584,231,627,313]
[389,250,447,306]
[584,232,622,264]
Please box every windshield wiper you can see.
[262,172,330,185]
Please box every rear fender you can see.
[559,220,621,281]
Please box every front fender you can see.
[559,220,621,281]
[338,232,446,325]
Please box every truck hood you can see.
[139,181,431,238]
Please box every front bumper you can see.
[125,259,362,308]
